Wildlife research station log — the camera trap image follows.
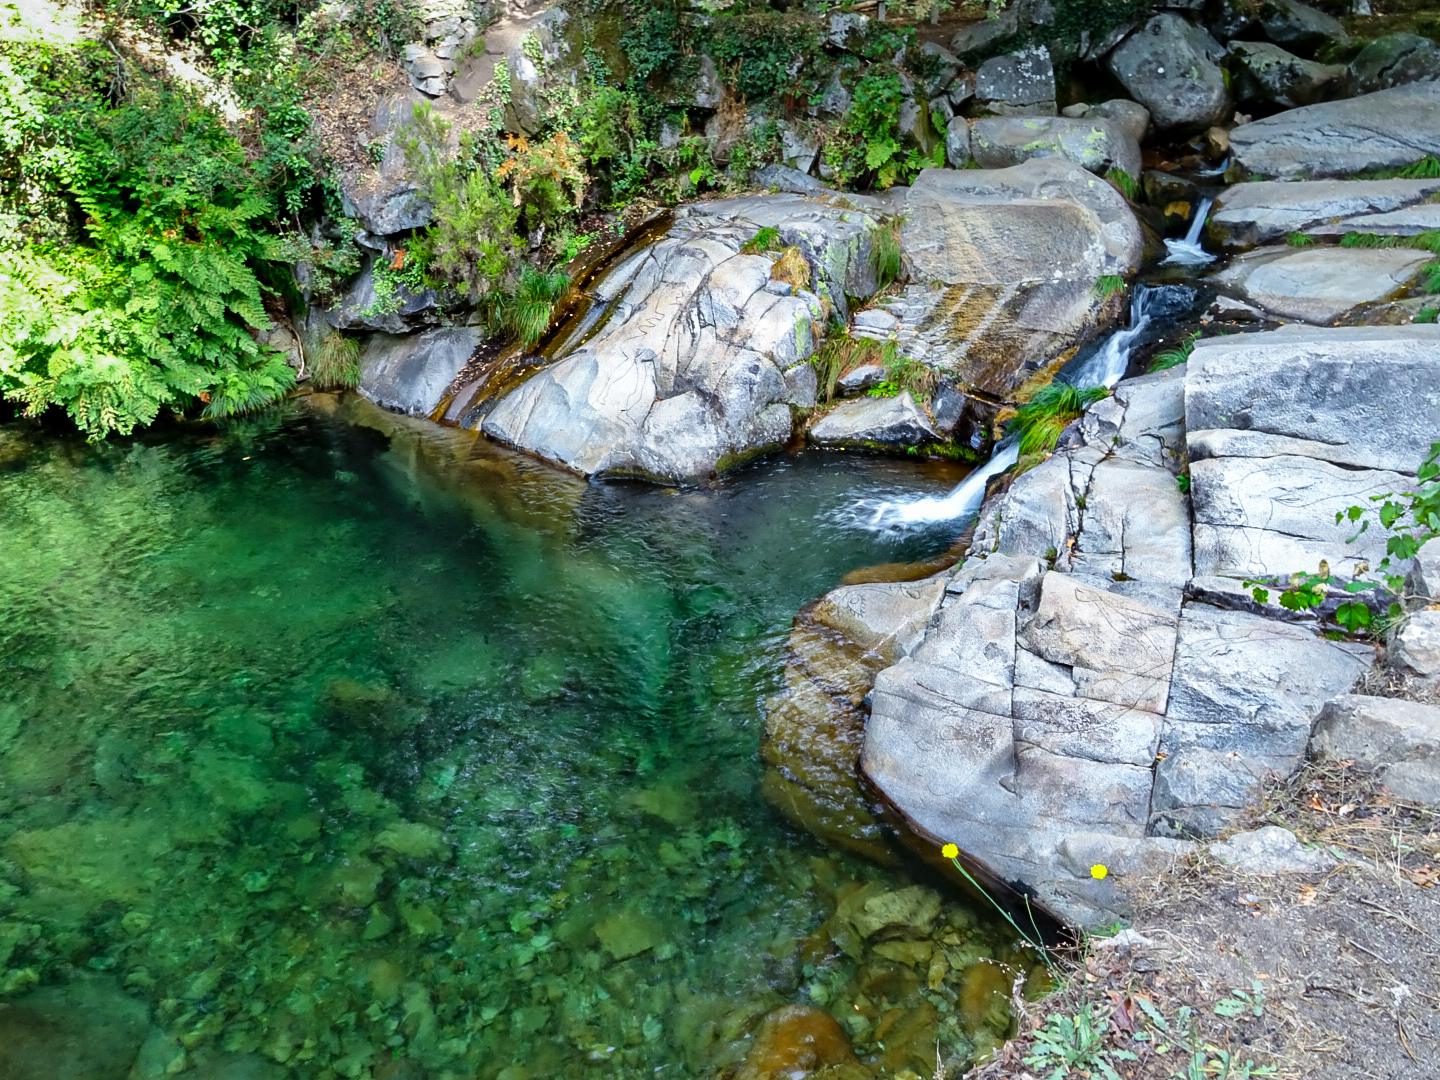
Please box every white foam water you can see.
[1162,196,1216,267]
[848,440,1022,532]
[1064,285,1165,389]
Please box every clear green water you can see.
[0,399,1019,1079]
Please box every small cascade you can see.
[1063,285,1164,389]
[1162,197,1216,267]
[850,280,1199,531]
[851,440,1021,532]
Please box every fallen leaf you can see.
[1297,884,1319,906]
[1405,866,1438,889]
[1310,795,1329,812]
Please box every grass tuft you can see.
[312,334,362,391]
[1285,232,1316,246]
[1007,382,1109,457]
[1092,274,1125,299]
[1104,167,1138,201]
[497,267,569,351]
[1148,330,1200,373]
[770,246,811,290]
[869,222,902,291]
[741,226,783,255]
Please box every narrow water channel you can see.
[0,397,1025,1079]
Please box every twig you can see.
[1357,897,1427,936]
[1345,938,1393,964]
[1397,1015,1418,1063]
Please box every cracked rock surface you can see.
[778,325,1440,928]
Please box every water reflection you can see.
[0,400,1025,1079]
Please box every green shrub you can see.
[822,70,907,189]
[1416,307,1439,324]
[312,334,362,391]
[0,63,306,438]
[1007,382,1109,456]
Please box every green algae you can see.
[0,406,1018,1078]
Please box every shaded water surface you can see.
[0,398,1022,1079]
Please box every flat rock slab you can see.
[1189,453,1410,578]
[808,392,939,448]
[1209,178,1440,248]
[1209,826,1337,873]
[1185,324,1440,475]
[483,195,880,482]
[1231,81,1440,179]
[1163,604,1371,769]
[1210,245,1432,324]
[359,326,482,417]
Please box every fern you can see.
[0,71,307,438]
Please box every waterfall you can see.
[860,439,1022,530]
[851,282,1194,531]
[1161,197,1216,267]
[1062,285,1163,390]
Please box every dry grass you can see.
[969,757,1440,1080]
[771,246,812,290]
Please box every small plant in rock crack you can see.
[1243,441,1440,633]
[1148,331,1200,373]
[741,226,783,254]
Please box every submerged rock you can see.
[479,195,880,483]
[0,977,149,1080]
[735,1004,863,1080]
[762,576,947,863]
[1230,82,1440,179]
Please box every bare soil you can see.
[973,761,1440,1079]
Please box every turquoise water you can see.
[0,398,1022,1079]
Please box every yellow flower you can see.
[1090,864,1109,880]
[941,843,959,860]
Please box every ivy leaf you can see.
[1335,601,1371,632]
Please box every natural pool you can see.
[0,397,1033,1080]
